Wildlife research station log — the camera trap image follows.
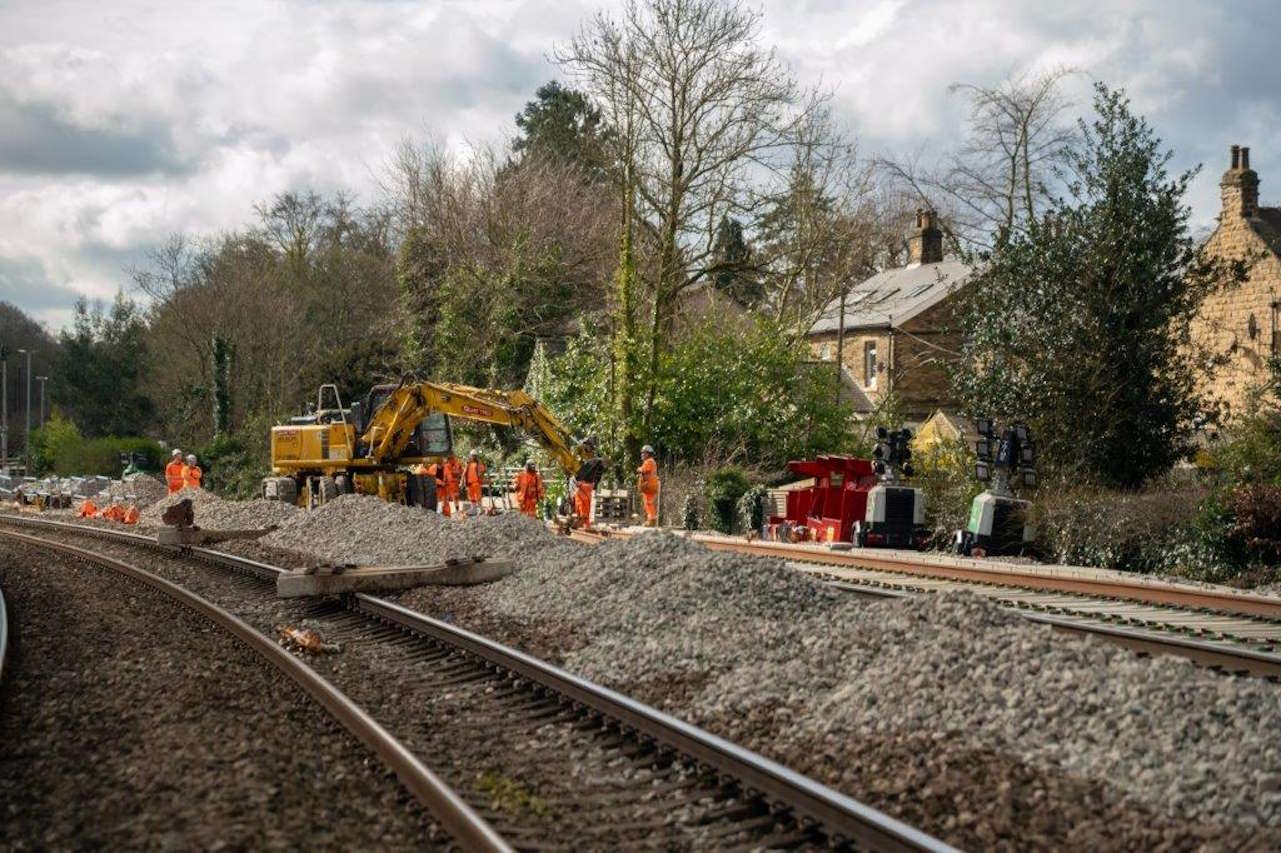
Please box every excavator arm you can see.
[360,381,589,476]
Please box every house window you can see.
[864,341,877,388]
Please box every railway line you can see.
[0,514,952,852]
[571,527,1281,678]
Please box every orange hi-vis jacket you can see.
[465,460,486,502]
[514,470,545,515]
[637,457,659,495]
[182,464,203,490]
[165,460,185,493]
[442,456,463,497]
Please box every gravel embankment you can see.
[29,494,1281,846]
[0,542,443,850]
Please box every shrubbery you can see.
[704,466,750,534]
[31,414,165,477]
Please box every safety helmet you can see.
[525,459,536,470]
[469,449,478,457]
[171,449,182,457]
[185,454,197,465]
[641,444,654,455]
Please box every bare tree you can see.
[882,67,1078,250]
[557,0,825,426]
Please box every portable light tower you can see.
[854,426,928,549]
[955,419,1037,557]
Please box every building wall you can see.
[809,330,892,407]
[1191,218,1281,420]
[807,296,961,418]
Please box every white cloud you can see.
[0,0,1278,328]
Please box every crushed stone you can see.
[140,488,300,530]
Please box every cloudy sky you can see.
[1,0,1278,329]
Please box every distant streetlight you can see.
[35,376,48,427]
[17,349,30,473]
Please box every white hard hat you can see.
[171,449,182,457]
[185,454,197,465]
[469,449,478,457]
[525,459,535,469]
[641,444,654,455]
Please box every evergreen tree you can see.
[513,81,612,178]
[953,84,1245,487]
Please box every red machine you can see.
[768,455,878,543]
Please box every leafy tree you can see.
[953,84,1245,488]
[0,301,56,458]
[52,294,152,437]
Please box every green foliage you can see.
[711,216,760,305]
[953,84,1243,488]
[1034,487,1237,581]
[737,484,770,534]
[512,80,612,177]
[212,334,232,435]
[705,466,750,534]
[52,294,153,438]
[198,421,270,499]
[681,491,700,531]
[912,437,984,548]
[31,415,165,477]
[649,317,852,467]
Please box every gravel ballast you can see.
[30,494,1281,844]
[0,541,442,849]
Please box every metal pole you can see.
[23,350,31,474]
[1,356,7,474]
[36,376,47,426]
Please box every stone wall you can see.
[1191,218,1281,420]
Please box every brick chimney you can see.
[907,208,943,265]
[1221,143,1260,219]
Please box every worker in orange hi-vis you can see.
[441,454,463,516]
[77,498,98,518]
[513,460,545,518]
[464,449,487,510]
[164,449,185,494]
[122,505,140,525]
[423,460,446,513]
[637,444,660,527]
[182,454,203,490]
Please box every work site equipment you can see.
[766,451,927,548]
[954,419,1037,557]
[264,381,602,511]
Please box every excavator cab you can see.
[359,383,453,458]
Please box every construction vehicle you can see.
[262,381,603,511]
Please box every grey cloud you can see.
[0,92,194,177]
[0,256,85,313]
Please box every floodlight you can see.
[1020,443,1036,464]
[1014,424,1029,443]
[975,438,992,460]
[976,418,993,437]
[975,461,990,481]
[1022,469,1037,488]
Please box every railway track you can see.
[571,527,1281,678]
[0,515,952,852]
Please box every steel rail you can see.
[0,514,955,852]
[0,527,510,853]
[0,581,8,684]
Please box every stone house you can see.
[807,210,973,421]
[1191,145,1281,420]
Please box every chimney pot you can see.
[1232,144,1241,169]
[1242,147,1251,169]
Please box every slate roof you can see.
[809,258,974,334]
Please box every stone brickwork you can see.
[1191,145,1281,420]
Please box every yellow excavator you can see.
[263,380,604,509]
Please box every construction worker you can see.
[572,438,601,527]
[122,505,140,525]
[513,460,545,518]
[182,454,203,490]
[77,498,98,518]
[165,449,185,494]
[464,450,487,510]
[441,453,463,516]
[637,445,660,527]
